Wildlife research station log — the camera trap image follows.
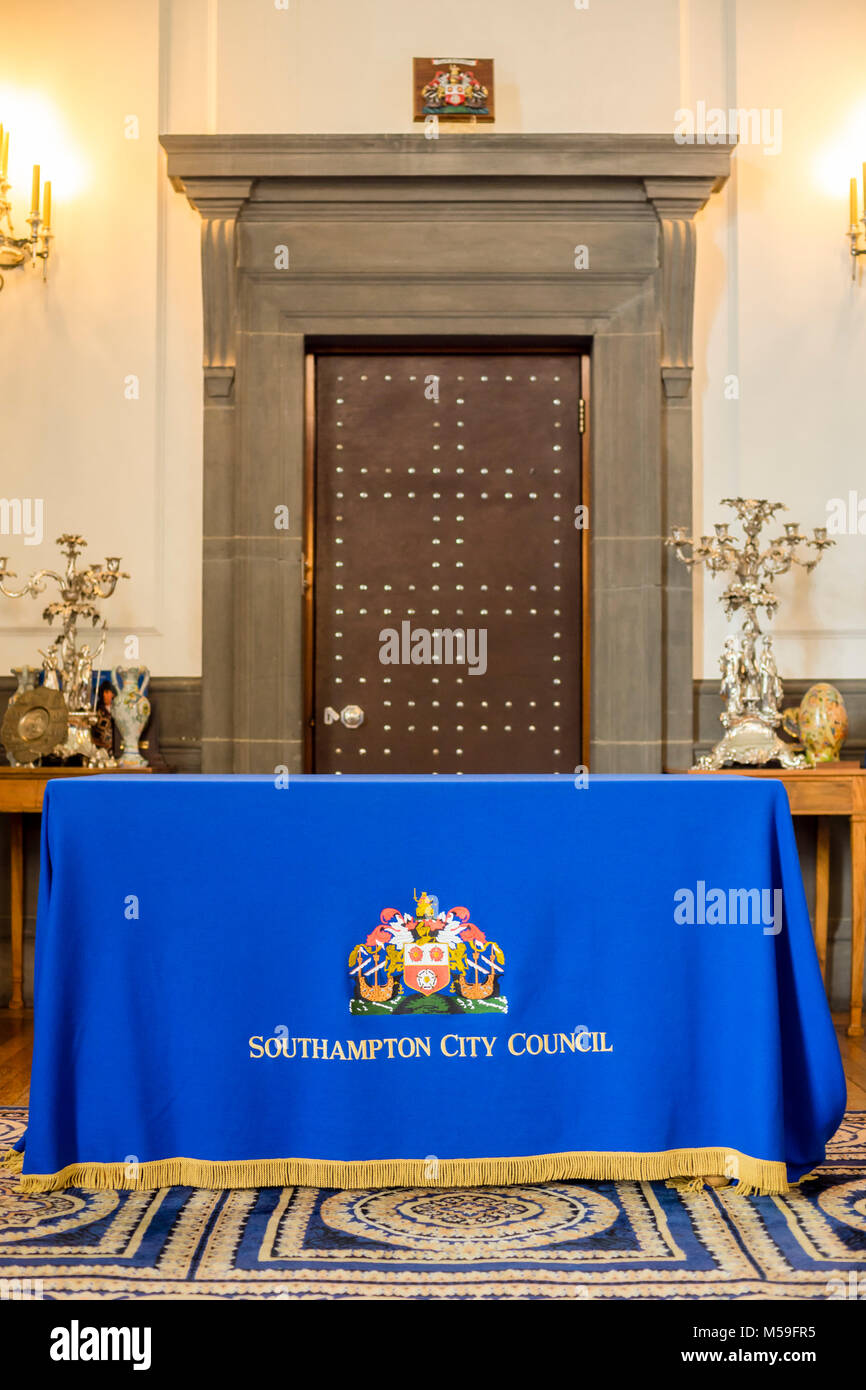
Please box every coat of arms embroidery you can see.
[420,64,490,116]
[349,890,507,1015]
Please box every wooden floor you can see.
[2,1014,865,1109]
[1,1014,33,1106]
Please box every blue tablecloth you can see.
[12,774,845,1193]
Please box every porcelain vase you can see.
[110,665,151,767]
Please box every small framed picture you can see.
[413,58,494,123]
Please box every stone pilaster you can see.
[646,177,719,770]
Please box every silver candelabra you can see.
[666,498,834,769]
[0,533,128,765]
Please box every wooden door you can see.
[307,350,588,773]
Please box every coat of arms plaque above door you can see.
[412,58,495,122]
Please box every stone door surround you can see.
[160,134,733,773]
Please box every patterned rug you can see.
[2,1108,864,1300]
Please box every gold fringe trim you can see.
[666,1174,733,1193]
[1,1148,24,1173]
[13,1146,791,1195]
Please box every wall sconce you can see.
[0,122,53,292]
[848,166,866,279]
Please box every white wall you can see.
[694,0,866,680]
[0,0,202,677]
[1,0,864,682]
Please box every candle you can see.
[42,180,51,230]
[1,131,8,180]
[31,164,39,216]
[862,165,866,222]
[851,177,859,227]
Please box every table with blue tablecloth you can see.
[7,774,845,1194]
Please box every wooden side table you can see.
[692,764,866,1037]
[0,766,152,1010]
